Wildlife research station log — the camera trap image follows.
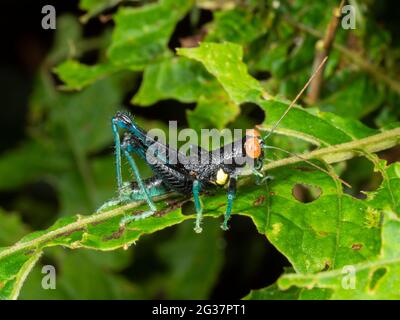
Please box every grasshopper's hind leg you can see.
[118,148,158,226]
[98,113,162,222]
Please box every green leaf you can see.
[132,55,240,129]
[56,76,126,153]
[0,250,42,300]
[278,210,400,299]
[258,99,378,147]
[54,60,118,90]
[255,164,382,274]
[187,92,240,130]
[108,0,193,68]
[177,42,382,147]
[46,15,82,64]
[133,57,217,106]
[177,42,263,103]
[0,210,30,247]
[245,283,331,300]
[56,1,194,90]
[205,8,268,45]
[245,161,400,299]
[0,141,67,191]
[320,72,385,119]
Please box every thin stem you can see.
[307,0,345,103]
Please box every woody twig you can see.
[307,0,345,104]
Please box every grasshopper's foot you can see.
[221,221,230,231]
[120,209,156,227]
[97,182,133,213]
[96,198,126,213]
[194,214,203,233]
[194,224,203,233]
[255,174,274,185]
[194,208,203,233]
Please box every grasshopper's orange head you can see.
[244,129,262,159]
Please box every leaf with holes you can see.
[246,161,400,299]
[277,209,400,299]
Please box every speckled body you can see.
[122,126,258,196]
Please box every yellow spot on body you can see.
[216,168,229,186]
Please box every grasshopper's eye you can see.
[115,112,133,127]
[215,168,229,186]
[244,137,262,159]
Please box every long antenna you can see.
[263,145,352,188]
[263,56,328,141]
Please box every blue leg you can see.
[98,113,164,219]
[193,180,203,233]
[112,118,123,191]
[95,118,130,213]
[221,177,236,231]
[123,149,156,211]
[112,112,148,191]
[119,148,157,226]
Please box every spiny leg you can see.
[192,180,203,233]
[112,117,123,191]
[221,177,236,231]
[119,148,157,226]
[95,118,130,213]
[112,112,148,191]
[100,113,160,219]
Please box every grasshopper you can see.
[98,57,349,232]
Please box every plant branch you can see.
[0,193,174,260]
[307,0,345,104]
[260,128,400,171]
